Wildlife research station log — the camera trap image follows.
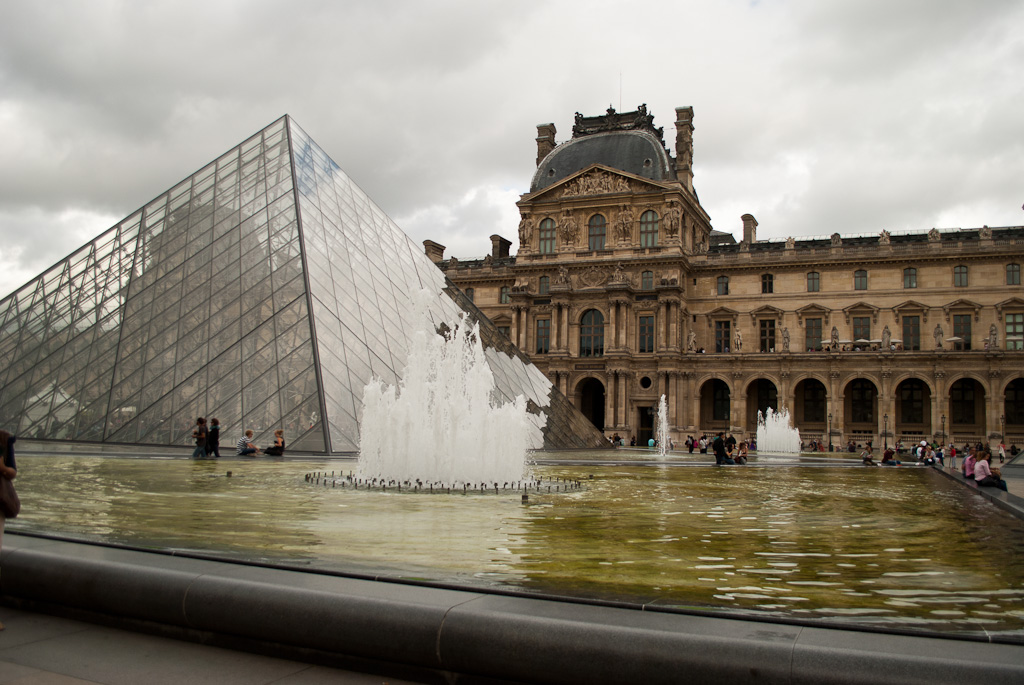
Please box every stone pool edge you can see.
[2,533,1023,685]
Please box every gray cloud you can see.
[1,0,1022,298]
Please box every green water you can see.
[8,453,1024,638]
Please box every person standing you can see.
[0,430,18,632]
[207,418,222,459]
[191,418,208,459]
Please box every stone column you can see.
[609,301,618,351]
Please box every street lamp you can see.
[883,413,888,451]
[828,412,833,452]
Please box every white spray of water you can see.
[655,394,670,458]
[755,407,802,454]
[357,290,545,485]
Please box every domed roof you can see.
[530,129,672,192]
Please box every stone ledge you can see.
[2,534,1023,684]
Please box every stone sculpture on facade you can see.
[782,327,790,352]
[990,323,999,349]
[934,323,944,349]
[831,325,840,348]
[734,329,743,353]
[664,202,682,239]
[518,216,533,245]
[560,211,578,244]
[882,324,891,349]
[615,205,633,242]
[687,330,697,352]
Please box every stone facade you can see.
[430,106,1024,450]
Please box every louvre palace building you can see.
[431,105,1024,449]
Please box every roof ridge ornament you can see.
[571,104,665,144]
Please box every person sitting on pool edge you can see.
[861,445,878,466]
[712,431,734,465]
[264,429,286,456]
[236,430,260,456]
[974,451,1007,491]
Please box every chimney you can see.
[490,234,512,259]
[536,123,556,166]
[674,107,694,191]
[741,214,758,244]
[423,240,445,263]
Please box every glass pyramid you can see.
[0,116,608,453]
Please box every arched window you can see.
[854,269,868,290]
[642,270,654,290]
[717,275,729,295]
[1008,263,1021,286]
[953,265,969,287]
[807,271,820,292]
[538,276,550,295]
[903,267,917,289]
[639,210,659,247]
[539,218,556,254]
[499,286,510,304]
[588,214,606,251]
[579,309,605,357]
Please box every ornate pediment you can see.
[843,301,880,324]
[706,306,739,327]
[995,296,1024,320]
[796,303,830,325]
[749,305,784,325]
[892,300,930,324]
[527,165,668,202]
[942,298,983,322]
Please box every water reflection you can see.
[9,453,1024,637]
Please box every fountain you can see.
[356,290,544,487]
[756,406,802,454]
[655,394,669,458]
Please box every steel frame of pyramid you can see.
[0,116,608,453]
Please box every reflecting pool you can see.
[9,452,1024,640]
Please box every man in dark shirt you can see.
[712,432,734,465]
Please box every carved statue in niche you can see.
[831,233,842,247]
[933,323,944,349]
[664,202,682,239]
[518,216,533,245]
[556,265,570,285]
[879,230,891,245]
[989,323,998,349]
[734,329,743,353]
[559,211,578,244]
[881,324,891,349]
[831,325,840,347]
[781,327,790,352]
[687,330,697,352]
[611,261,627,283]
[615,205,633,242]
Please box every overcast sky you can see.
[1,0,1022,299]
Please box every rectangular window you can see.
[717,276,729,295]
[1007,313,1024,351]
[761,274,774,294]
[900,383,924,424]
[805,318,822,351]
[904,268,917,289]
[535,319,550,354]
[497,326,510,339]
[638,315,654,353]
[853,316,871,342]
[953,265,968,287]
[539,220,555,254]
[1008,263,1021,285]
[807,272,820,292]
[538,276,549,295]
[854,270,867,290]
[902,315,920,351]
[803,382,825,422]
[953,314,971,351]
[715,320,731,353]
[759,319,776,352]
